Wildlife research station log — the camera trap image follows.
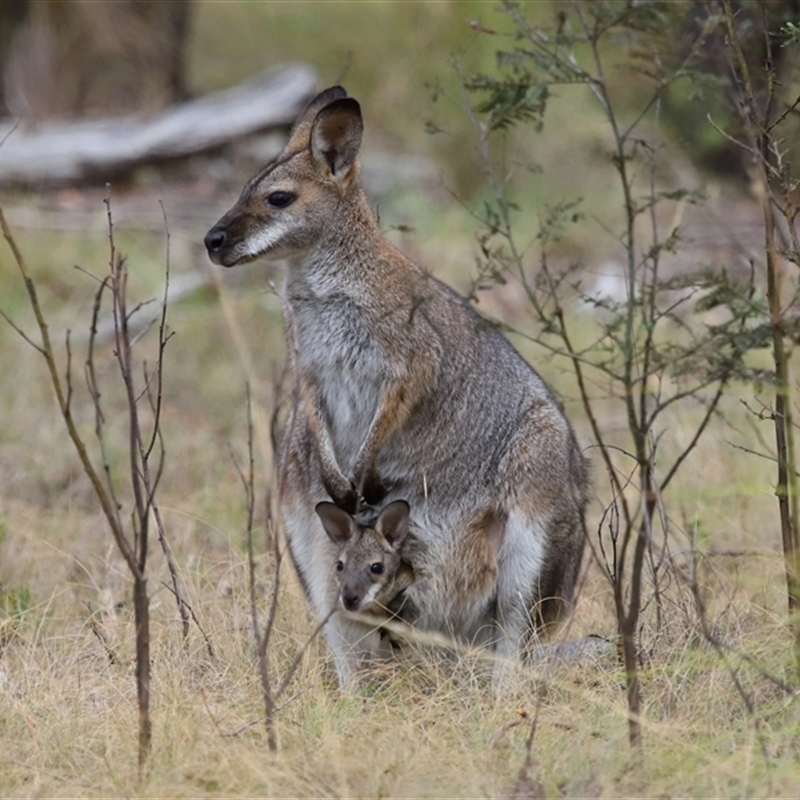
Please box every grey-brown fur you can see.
[205,86,589,687]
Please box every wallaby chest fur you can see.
[205,86,589,687]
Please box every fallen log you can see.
[0,63,317,186]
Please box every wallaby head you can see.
[204,85,364,267]
[314,499,413,615]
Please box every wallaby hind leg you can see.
[492,510,549,688]
[492,504,585,689]
[530,509,585,633]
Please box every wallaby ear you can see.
[375,500,410,551]
[292,86,348,134]
[310,98,363,178]
[315,501,355,544]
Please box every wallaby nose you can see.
[342,592,360,611]
[204,227,227,255]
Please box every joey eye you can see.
[265,191,296,209]
[370,563,384,575]
[335,560,344,572]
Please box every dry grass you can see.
[1,549,797,797]
[1,190,798,797]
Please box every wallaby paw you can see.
[323,476,359,515]
[361,472,389,506]
[334,486,359,515]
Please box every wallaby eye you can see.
[265,191,296,209]
[370,563,384,575]
[335,560,344,572]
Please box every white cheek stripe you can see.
[244,220,290,258]
[359,582,382,609]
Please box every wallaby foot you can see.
[322,475,359,515]
[360,468,391,506]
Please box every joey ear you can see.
[315,501,355,544]
[310,98,363,178]
[375,500,410,551]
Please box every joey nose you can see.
[204,227,227,258]
[342,592,359,611]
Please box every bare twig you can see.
[456,0,757,750]
[721,0,800,673]
[159,581,214,658]
[89,616,120,665]
[0,208,136,573]
[0,196,174,778]
[0,305,45,354]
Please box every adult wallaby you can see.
[315,499,414,618]
[205,86,589,687]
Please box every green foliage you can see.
[780,21,800,46]
[467,73,549,132]
[463,0,768,405]
[661,2,800,178]
[0,584,31,646]
[0,586,30,617]
[457,0,800,749]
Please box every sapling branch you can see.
[0,208,138,576]
[458,0,764,749]
[65,330,74,412]
[0,305,44,354]
[236,385,279,752]
[0,199,175,777]
[721,0,800,669]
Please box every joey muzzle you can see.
[341,591,360,612]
